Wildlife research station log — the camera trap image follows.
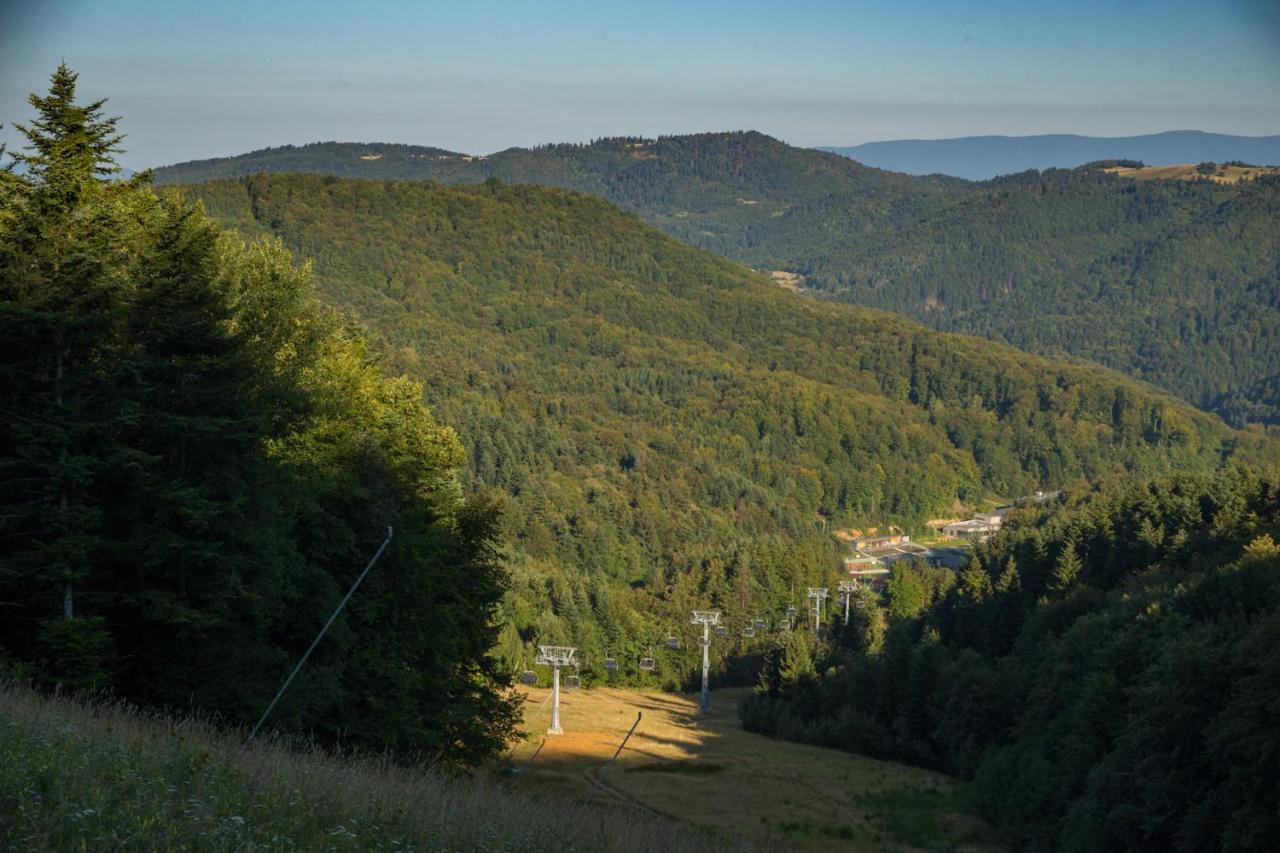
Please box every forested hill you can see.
[178,173,1272,678]
[822,130,1280,179]
[154,134,1280,427]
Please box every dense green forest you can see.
[739,466,1280,851]
[155,134,1280,426]
[176,171,1276,685]
[0,67,518,765]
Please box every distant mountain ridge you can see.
[153,132,1280,427]
[821,130,1280,180]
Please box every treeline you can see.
[0,66,517,766]
[176,171,1270,681]
[155,133,1280,426]
[739,466,1280,851]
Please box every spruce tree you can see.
[0,63,138,688]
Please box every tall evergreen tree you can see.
[1,67,519,763]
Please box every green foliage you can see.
[738,466,1280,850]
[0,68,517,766]
[168,170,1264,681]
[156,134,1280,426]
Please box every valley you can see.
[5,35,1280,852]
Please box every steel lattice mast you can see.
[536,645,576,735]
[690,610,721,712]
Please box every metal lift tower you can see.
[690,610,721,713]
[536,645,576,735]
[838,580,859,625]
[807,587,829,634]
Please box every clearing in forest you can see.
[500,686,1002,852]
[1101,162,1280,183]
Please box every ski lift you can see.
[639,649,656,671]
[665,634,680,650]
[603,650,619,672]
[741,626,755,638]
[518,659,538,685]
[779,618,792,630]
[753,617,766,629]
[714,625,728,638]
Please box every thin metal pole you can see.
[243,527,394,748]
[700,620,711,712]
[582,712,642,806]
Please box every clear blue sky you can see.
[3,0,1278,170]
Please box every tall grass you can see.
[0,681,761,851]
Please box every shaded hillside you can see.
[178,173,1266,675]
[156,134,1280,426]
[822,130,1280,180]
[742,466,1280,851]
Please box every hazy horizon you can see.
[3,0,1279,171]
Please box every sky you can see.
[2,0,1278,171]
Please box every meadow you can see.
[0,677,1001,852]
[502,685,1001,852]
[0,681,751,852]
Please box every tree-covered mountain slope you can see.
[155,134,1280,427]
[178,173,1273,675]
[741,465,1280,851]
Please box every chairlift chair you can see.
[697,636,711,647]
[753,617,767,629]
[741,626,755,638]
[786,604,798,618]
[778,618,792,630]
[639,648,656,671]
[665,634,680,650]
[603,651,619,672]
[714,625,728,638]
[518,659,538,685]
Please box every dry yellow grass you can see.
[770,271,805,293]
[1102,163,1279,184]
[1,681,754,853]
[500,686,1002,852]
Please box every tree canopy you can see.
[155,133,1280,426]
[176,171,1274,686]
[0,66,518,766]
